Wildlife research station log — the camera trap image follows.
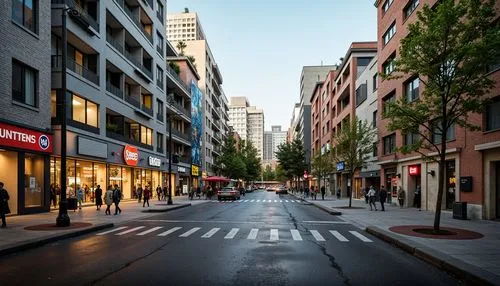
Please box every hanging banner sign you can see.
[123,144,139,166]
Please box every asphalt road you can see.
[0,190,460,286]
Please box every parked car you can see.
[218,187,241,201]
[275,186,288,195]
[266,185,277,192]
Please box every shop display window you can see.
[24,153,44,207]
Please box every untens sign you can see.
[123,144,139,166]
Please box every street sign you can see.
[336,162,345,171]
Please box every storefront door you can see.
[496,162,500,219]
[445,160,456,210]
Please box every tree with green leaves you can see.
[383,0,500,230]
[241,140,262,182]
[311,151,335,193]
[176,41,187,56]
[214,135,246,180]
[262,165,275,181]
[332,118,376,208]
[275,137,307,187]
[186,55,197,71]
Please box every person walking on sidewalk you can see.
[368,186,377,211]
[0,182,11,228]
[104,185,113,215]
[414,185,421,211]
[95,185,103,211]
[50,184,57,209]
[136,184,143,203]
[379,186,388,211]
[156,185,162,201]
[143,185,151,207]
[76,185,84,210]
[397,187,405,208]
[320,186,326,200]
[162,184,168,201]
[336,188,341,200]
[113,184,122,215]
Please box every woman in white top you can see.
[104,185,114,215]
[368,186,378,211]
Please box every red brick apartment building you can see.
[375,0,500,219]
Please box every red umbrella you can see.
[204,176,231,182]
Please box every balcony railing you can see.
[124,50,142,69]
[171,128,191,142]
[140,64,153,79]
[166,64,190,94]
[122,2,153,43]
[171,102,191,118]
[156,44,164,56]
[106,129,153,150]
[52,0,99,32]
[52,55,99,85]
[106,33,124,54]
[157,10,163,24]
[106,81,123,99]
[179,156,191,164]
[144,0,154,9]
[125,95,141,109]
[141,104,154,116]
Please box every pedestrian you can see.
[156,185,162,201]
[379,186,388,211]
[364,188,369,204]
[397,187,405,208]
[104,185,113,215]
[196,186,201,199]
[95,185,103,211]
[368,186,377,211]
[50,184,57,208]
[76,185,84,210]
[0,182,11,228]
[136,184,143,203]
[336,188,341,200]
[162,184,168,201]
[113,184,122,215]
[313,186,318,200]
[143,185,151,207]
[414,185,421,211]
[320,186,326,200]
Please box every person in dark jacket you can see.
[50,184,57,209]
[113,184,122,215]
[320,186,326,200]
[143,185,151,207]
[156,185,162,201]
[0,182,11,228]
[95,185,103,211]
[379,186,388,211]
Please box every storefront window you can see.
[0,151,18,214]
[66,159,77,198]
[108,165,122,192]
[24,153,44,207]
[446,160,456,209]
[78,161,94,202]
[122,167,132,199]
[94,163,107,192]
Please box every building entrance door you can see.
[496,162,500,219]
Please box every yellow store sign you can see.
[191,165,199,176]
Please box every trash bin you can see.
[67,198,78,211]
[453,202,467,220]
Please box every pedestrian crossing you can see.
[211,199,303,204]
[95,226,373,243]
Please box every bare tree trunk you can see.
[349,172,353,208]
[434,120,448,230]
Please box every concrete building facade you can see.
[228,97,249,141]
[247,106,264,159]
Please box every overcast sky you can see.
[168,0,377,130]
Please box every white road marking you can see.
[238,200,243,202]
[280,200,283,203]
[302,221,349,224]
[244,200,249,202]
[274,200,278,202]
[224,228,239,239]
[137,226,163,236]
[116,226,145,235]
[295,200,301,203]
[285,200,289,202]
[179,227,201,237]
[96,226,128,236]
[247,228,259,239]
[269,200,272,202]
[157,227,182,236]
[349,231,373,242]
[251,199,255,202]
[256,200,260,202]
[270,229,279,241]
[310,230,326,241]
[201,228,220,238]
[330,230,349,242]
[290,229,302,241]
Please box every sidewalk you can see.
[0,196,209,257]
[292,193,500,286]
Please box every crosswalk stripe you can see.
[180,227,201,237]
[238,200,243,202]
[349,231,372,242]
[280,200,283,202]
[256,200,260,202]
[247,228,259,240]
[285,200,289,202]
[290,229,302,241]
[225,228,239,239]
[201,228,220,238]
[295,200,301,203]
[137,226,163,236]
[244,200,249,202]
[310,230,326,241]
[274,200,277,202]
[158,227,182,236]
[330,230,349,242]
[116,226,145,236]
[96,226,128,236]
[269,200,272,202]
[270,229,279,241]
[250,199,255,202]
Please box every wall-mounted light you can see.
[427,170,435,177]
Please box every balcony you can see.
[52,0,99,34]
[170,102,191,119]
[141,104,154,116]
[166,64,190,95]
[106,129,153,150]
[124,50,153,81]
[124,95,141,109]
[143,0,154,8]
[171,128,191,142]
[52,55,99,85]
[179,156,191,164]
[106,81,123,99]
[118,0,153,44]
[106,33,124,54]
[156,44,164,56]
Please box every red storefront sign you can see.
[409,165,420,176]
[0,122,52,153]
[123,144,139,166]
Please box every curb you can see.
[291,194,342,215]
[366,226,498,286]
[0,223,114,258]
[142,203,191,213]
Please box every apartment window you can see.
[404,0,419,19]
[404,132,420,146]
[433,122,456,144]
[355,83,367,107]
[12,0,37,33]
[382,92,395,115]
[156,99,164,121]
[373,110,377,128]
[156,0,164,23]
[382,0,393,13]
[383,134,396,155]
[156,65,164,88]
[140,125,153,146]
[156,31,164,55]
[72,94,98,128]
[405,77,420,102]
[383,55,396,75]
[12,60,37,107]
[373,142,378,157]
[373,74,378,91]
[485,97,500,131]
[157,132,163,152]
[383,22,396,46]
[51,90,57,118]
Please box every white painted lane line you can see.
[224,228,239,239]
[330,230,349,242]
[116,226,145,236]
[285,200,289,202]
[296,200,301,203]
[274,200,278,202]
[269,200,272,202]
[250,199,255,202]
[349,231,373,242]
[290,229,302,241]
[302,221,349,224]
[256,200,260,202]
[280,200,283,203]
[96,226,128,236]
[244,200,249,202]
[157,227,182,236]
[247,228,259,240]
[270,229,279,241]
[201,228,220,238]
[238,200,243,202]
[137,226,163,236]
[179,227,201,237]
[310,230,326,241]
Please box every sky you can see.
[168,0,377,131]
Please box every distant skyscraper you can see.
[228,97,264,159]
[247,106,264,159]
[263,131,273,161]
[263,126,287,162]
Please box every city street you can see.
[0,190,459,286]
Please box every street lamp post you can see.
[167,115,173,205]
